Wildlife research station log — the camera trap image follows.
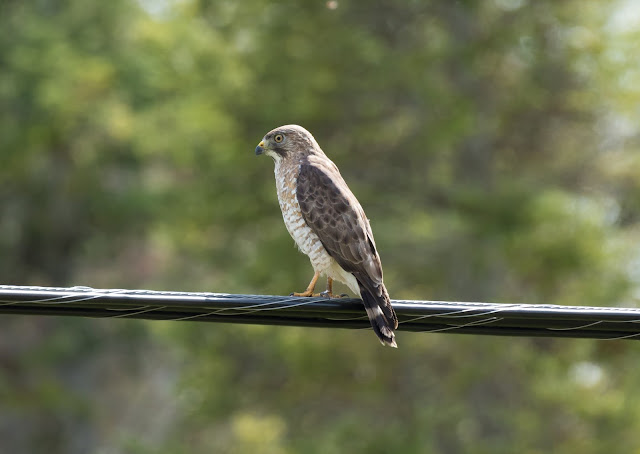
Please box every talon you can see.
[318,290,347,298]
[321,277,339,298]
[290,275,349,298]
[291,290,314,297]
[290,272,320,297]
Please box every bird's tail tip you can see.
[381,337,398,348]
[360,285,399,348]
[379,324,398,348]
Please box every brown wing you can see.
[296,156,382,284]
[296,155,398,341]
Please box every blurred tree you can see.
[0,1,179,452]
[1,0,640,453]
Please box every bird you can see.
[255,124,398,347]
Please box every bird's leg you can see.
[291,271,320,297]
[319,277,334,298]
[319,278,349,298]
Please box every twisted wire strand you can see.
[1,285,640,340]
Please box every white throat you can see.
[266,149,283,165]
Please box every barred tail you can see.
[358,282,398,348]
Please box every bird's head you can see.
[255,124,319,163]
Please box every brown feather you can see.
[296,156,398,341]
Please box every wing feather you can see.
[297,157,375,278]
[296,156,398,342]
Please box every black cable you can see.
[1,285,639,340]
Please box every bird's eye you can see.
[274,134,284,143]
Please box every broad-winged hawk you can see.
[255,125,398,347]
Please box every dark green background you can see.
[2,0,640,452]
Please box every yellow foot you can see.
[290,290,323,297]
[318,290,349,298]
[289,274,350,298]
[290,290,347,298]
[290,272,320,297]
[316,278,349,298]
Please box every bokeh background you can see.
[3,0,640,452]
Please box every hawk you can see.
[255,125,398,347]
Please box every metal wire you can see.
[1,284,640,340]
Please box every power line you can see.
[1,285,640,340]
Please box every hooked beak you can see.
[255,140,265,155]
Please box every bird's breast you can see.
[274,162,332,271]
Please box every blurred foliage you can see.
[2,0,640,452]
